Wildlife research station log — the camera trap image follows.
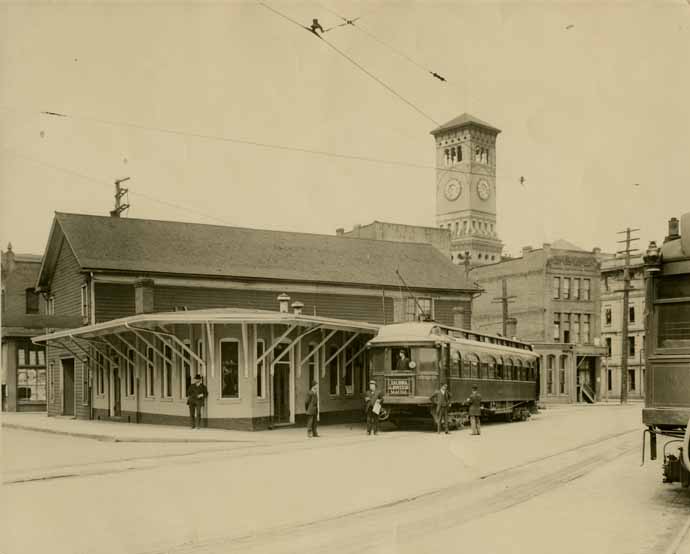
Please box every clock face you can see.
[444,179,462,201]
[477,180,490,201]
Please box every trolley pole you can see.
[616,227,640,404]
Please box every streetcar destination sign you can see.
[387,378,410,395]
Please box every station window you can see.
[344,345,354,396]
[328,345,339,396]
[553,313,561,342]
[563,278,571,300]
[582,314,591,344]
[605,307,612,326]
[146,347,155,397]
[628,336,635,357]
[607,369,612,391]
[177,339,190,398]
[553,277,561,299]
[573,278,580,300]
[196,340,205,376]
[307,343,317,388]
[628,369,636,391]
[220,340,240,398]
[605,337,612,357]
[162,344,173,398]
[80,284,90,320]
[547,369,553,394]
[629,306,635,323]
[256,340,266,399]
[127,348,136,396]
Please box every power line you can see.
[1,149,235,226]
[257,2,440,125]
[0,104,526,183]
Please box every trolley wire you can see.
[257,2,440,126]
[317,2,447,83]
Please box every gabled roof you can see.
[38,213,477,292]
[430,113,501,136]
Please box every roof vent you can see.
[336,228,344,236]
[291,301,304,316]
[277,293,291,313]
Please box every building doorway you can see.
[62,358,75,416]
[272,343,291,424]
[577,356,596,403]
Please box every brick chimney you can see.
[665,217,680,243]
[291,301,304,315]
[134,279,155,314]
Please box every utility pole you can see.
[616,226,640,404]
[109,177,130,217]
[492,279,516,337]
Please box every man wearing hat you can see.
[466,384,482,435]
[187,374,208,429]
[430,383,452,434]
[305,381,320,438]
[365,379,384,435]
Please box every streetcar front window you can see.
[411,347,437,373]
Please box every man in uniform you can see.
[431,383,452,434]
[466,385,482,435]
[365,379,384,435]
[305,380,320,437]
[187,374,208,429]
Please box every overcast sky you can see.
[1,1,689,259]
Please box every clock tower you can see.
[431,113,503,266]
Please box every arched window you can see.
[444,149,450,166]
[560,355,568,370]
[487,356,497,379]
[451,349,461,377]
[515,358,524,381]
[505,357,514,380]
[475,147,481,161]
[454,221,459,235]
[457,145,463,162]
[496,356,504,379]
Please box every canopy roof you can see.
[33,308,379,344]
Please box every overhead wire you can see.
[0,104,527,183]
[317,2,447,82]
[1,148,236,226]
[257,2,440,125]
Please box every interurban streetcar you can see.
[366,321,540,428]
[642,212,690,486]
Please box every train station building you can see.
[31,212,478,429]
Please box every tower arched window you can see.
[444,149,450,166]
[475,147,481,162]
[454,222,459,235]
[457,145,462,162]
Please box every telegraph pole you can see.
[109,177,130,217]
[616,227,640,404]
[492,279,516,337]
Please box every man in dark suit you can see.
[431,383,452,434]
[305,381,319,437]
[187,374,208,429]
[466,385,482,435]
[365,379,384,435]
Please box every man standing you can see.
[305,381,320,438]
[365,379,383,435]
[466,385,482,435]
[187,374,208,430]
[431,383,452,434]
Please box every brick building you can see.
[1,244,78,412]
[470,240,607,403]
[33,212,477,429]
[600,255,646,400]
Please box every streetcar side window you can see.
[487,357,496,379]
[516,359,524,381]
[462,358,471,378]
[496,357,504,379]
[505,358,514,380]
[657,302,690,350]
[451,350,461,377]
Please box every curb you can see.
[1,423,255,444]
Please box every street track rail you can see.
[141,428,642,554]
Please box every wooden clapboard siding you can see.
[50,236,83,317]
[154,286,395,324]
[434,299,472,328]
[95,283,135,323]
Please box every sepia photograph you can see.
[1,1,689,553]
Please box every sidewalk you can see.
[1,412,366,444]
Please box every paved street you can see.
[2,404,689,554]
